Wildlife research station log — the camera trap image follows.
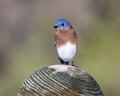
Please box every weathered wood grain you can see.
[18,64,103,96]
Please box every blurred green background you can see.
[0,0,120,96]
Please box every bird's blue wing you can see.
[54,42,56,49]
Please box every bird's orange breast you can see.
[55,28,77,48]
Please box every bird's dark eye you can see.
[53,25,58,28]
[61,23,64,26]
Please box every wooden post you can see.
[18,64,103,96]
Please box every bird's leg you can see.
[71,61,75,66]
[64,61,69,65]
[59,58,69,65]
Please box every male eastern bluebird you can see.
[53,18,77,66]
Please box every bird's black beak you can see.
[53,25,58,28]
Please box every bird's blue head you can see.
[54,18,72,31]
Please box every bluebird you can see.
[53,18,77,66]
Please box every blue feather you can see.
[54,42,56,49]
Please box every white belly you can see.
[57,42,76,62]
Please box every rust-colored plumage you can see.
[55,28,77,48]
